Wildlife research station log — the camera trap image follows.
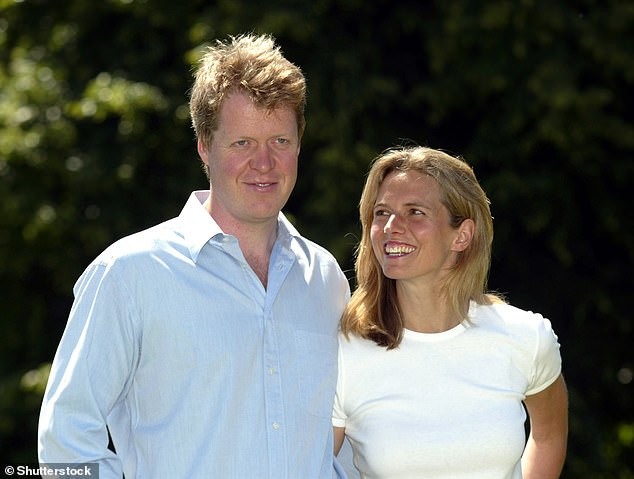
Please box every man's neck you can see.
[237,222,278,289]
[203,195,279,288]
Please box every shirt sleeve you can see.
[332,336,347,428]
[38,259,140,477]
[525,314,562,396]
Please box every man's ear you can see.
[197,139,209,166]
[452,218,475,252]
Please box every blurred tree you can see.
[0,0,631,475]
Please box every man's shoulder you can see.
[293,233,338,260]
[92,217,184,267]
[278,213,341,263]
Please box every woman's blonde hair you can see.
[342,146,502,349]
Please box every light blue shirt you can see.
[38,191,350,479]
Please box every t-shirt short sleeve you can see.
[332,338,347,428]
[525,315,562,396]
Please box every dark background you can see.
[1,1,632,476]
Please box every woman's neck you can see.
[396,280,461,333]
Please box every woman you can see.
[333,146,568,478]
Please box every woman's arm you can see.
[333,426,346,456]
[521,374,569,478]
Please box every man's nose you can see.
[250,144,274,172]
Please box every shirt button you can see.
[272,422,280,430]
[269,367,276,375]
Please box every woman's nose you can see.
[384,214,403,233]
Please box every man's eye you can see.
[233,140,249,147]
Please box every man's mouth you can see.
[247,182,276,190]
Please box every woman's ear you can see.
[452,218,475,252]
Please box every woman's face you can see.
[370,170,467,288]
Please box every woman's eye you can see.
[374,209,389,217]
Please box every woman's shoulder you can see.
[470,301,555,339]
[469,302,561,379]
[338,331,386,356]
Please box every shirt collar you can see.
[179,190,302,263]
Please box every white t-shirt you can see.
[332,302,562,479]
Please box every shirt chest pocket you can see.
[295,330,338,418]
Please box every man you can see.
[38,33,350,479]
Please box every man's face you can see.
[198,92,300,231]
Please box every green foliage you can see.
[1,0,632,475]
